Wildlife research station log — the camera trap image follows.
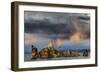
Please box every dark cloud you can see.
[24,20,72,34]
[24,11,90,39]
[77,16,90,20]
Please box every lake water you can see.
[24,53,90,61]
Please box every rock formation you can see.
[31,45,38,59]
[38,47,60,59]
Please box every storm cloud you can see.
[24,11,90,39]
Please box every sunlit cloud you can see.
[25,33,50,45]
[69,32,88,42]
[25,33,38,45]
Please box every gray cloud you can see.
[24,11,90,38]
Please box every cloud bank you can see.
[24,11,90,34]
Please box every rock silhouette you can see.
[31,45,89,60]
[31,45,38,59]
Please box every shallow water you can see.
[24,53,90,62]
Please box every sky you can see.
[24,11,90,34]
[24,11,90,46]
